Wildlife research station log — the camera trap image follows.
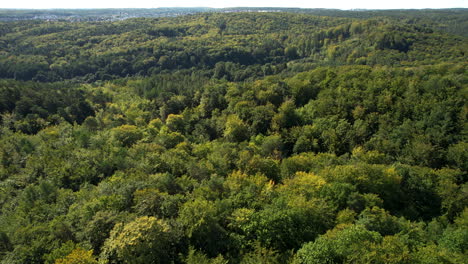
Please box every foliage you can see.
[0,9,466,264]
[55,248,97,264]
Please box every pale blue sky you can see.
[1,0,467,9]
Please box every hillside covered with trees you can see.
[0,9,467,264]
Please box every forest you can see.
[0,9,467,264]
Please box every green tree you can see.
[178,199,230,257]
[100,216,181,264]
[111,125,143,147]
[224,114,249,142]
[293,225,382,264]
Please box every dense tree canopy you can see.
[0,9,466,264]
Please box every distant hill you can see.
[1,8,467,36]
[0,12,466,82]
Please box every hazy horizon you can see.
[1,0,467,10]
[2,7,468,10]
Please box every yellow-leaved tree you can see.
[55,248,97,264]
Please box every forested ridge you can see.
[0,10,467,264]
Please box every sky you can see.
[1,0,467,9]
